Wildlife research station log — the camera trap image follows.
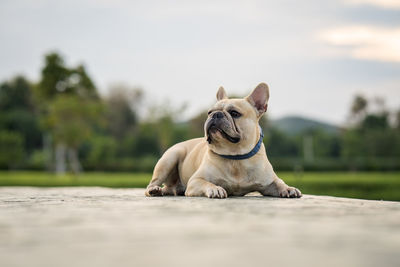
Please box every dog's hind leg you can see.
[160,166,179,196]
[161,177,185,196]
[145,146,183,197]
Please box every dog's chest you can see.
[214,162,264,195]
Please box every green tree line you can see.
[1,52,399,173]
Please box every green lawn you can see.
[282,172,400,201]
[0,171,399,201]
[0,171,151,188]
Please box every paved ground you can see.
[0,187,399,267]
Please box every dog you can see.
[145,83,302,198]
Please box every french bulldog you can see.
[145,83,302,198]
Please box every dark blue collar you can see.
[217,127,264,160]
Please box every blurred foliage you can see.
[44,95,104,147]
[264,127,299,157]
[36,53,98,100]
[342,102,400,159]
[34,52,102,174]
[0,131,24,168]
[0,76,34,110]
[0,76,42,152]
[86,136,117,165]
[104,84,142,139]
[0,52,399,172]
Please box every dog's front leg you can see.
[260,176,302,198]
[185,177,227,198]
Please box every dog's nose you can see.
[212,111,224,119]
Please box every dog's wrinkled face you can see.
[205,83,269,155]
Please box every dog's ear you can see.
[246,83,270,117]
[216,86,228,101]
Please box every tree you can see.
[361,113,389,131]
[188,110,207,138]
[264,128,299,158]
[36,53,69,100]
[105,84,143,139]
[36,52,102,174]
[43,95,103,174]
[342,95,400,160]
[36,53,98,100]
[349,95,368,126]
[351,95,367,117]
[128,122,161,157]
[0,76,42,153]
[396,110,400,130]
[0,76,33,110]
[147,101,187,153]
[0,131,24,168]
[86,136,117,167]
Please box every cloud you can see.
[345,0,400,9]
[319,26,400,62]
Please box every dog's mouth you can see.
[207,124,240,144]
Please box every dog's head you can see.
[205,83,269,155]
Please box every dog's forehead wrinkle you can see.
[211,99,251,110]
[213,101,226,110]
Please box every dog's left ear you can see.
[216,86,228,101]
[246,83,270,117]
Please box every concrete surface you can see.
[0,187,399,267]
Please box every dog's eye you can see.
[207,110,212,116]
[229,110,241,118]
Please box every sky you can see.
[0,0,400,125]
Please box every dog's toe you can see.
[206,186,227,199]
[293,187,302,198]
[145,186,163,197]
[280,187,302,198]
[279,189,289,198]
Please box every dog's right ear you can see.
[216,86,228,101]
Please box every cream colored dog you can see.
[145,83,302,198]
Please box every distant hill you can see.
[269,116,339,135]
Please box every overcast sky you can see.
[1,0,399,124]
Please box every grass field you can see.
[0,171,399,201]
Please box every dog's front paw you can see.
[279,186,302,198]
[206,186,227,199]
[145,185,163,197]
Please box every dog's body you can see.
[145,83,301,198]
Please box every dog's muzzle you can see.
[205,114,240,144]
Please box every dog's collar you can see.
[216,126,264,160]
